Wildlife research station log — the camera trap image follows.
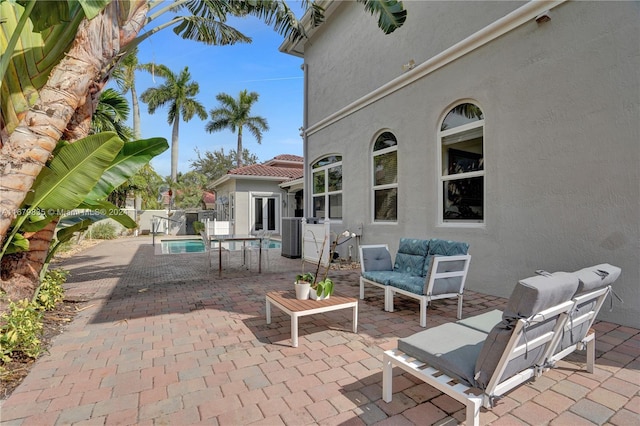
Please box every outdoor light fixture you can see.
[535,10,551,24]
[402,59,416,72]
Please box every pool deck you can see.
[1,236,638,425]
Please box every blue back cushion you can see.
[424,239,469,276]
[361,246,393,271]
[393,238,429,277]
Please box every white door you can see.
[253,196,278,233]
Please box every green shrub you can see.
[0,299,44,364]
[193,221,205,233]
[36,269,68,311]
[91,222,117,239]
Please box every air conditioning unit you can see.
[281,217,302,258]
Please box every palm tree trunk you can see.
[237,127,243,168]
[170,116,180,182]
[131,84,142,140]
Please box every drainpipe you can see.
[301,62,309,219]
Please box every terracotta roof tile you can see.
[228,164,303,179]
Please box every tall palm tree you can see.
[140,65,207,182]
[110,47,143,140]
[206,90,269,168]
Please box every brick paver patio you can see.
[1,236,638,425]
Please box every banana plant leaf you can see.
[78,199,137,229]
[4,233,29,255]
[2,132,123,256]
[85,137,169,201]
[24,132,123,212]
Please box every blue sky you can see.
[119,3,306,178]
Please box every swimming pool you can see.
[160,239,205,254]
[158,238,281,254]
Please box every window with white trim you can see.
[312,155,342,220]
[372,131,398,222]
[439,103,484,223]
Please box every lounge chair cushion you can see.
[457,309,502,334]
[503,272,579,319]
[573,263,621,294]
[398,322,487,387]
[393,238,429,277]
[361,271,397,286]
[474,273,580,389]
[361,246,393,272]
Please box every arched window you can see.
[312,155,342,220]
[372,132,398,222]
[439,103,484,224]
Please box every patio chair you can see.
[245,231,273,271]
[382,264,620,426]
[200,231,229,269]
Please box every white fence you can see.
[301,220,330,267]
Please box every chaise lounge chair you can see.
[382,264,620,426]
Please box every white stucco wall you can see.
[302,1,640,326]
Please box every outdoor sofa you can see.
[359,238,471,326]
[382,263,621,426]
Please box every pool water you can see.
[161,239,205,254]
[159,239,281,254]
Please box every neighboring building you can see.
[210,154,304,235]
[200,191,216,210]
[281,1,639,326]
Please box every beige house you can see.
[281,1,639,327]
[210,154,304,236]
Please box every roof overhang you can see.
[210,174,298,191]
[280,177,304,191]
[279,0,340,57]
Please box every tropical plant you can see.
[34,268,68,311]
[171,171,208,209]
[0,0,406,312]
[191,147,259,181]
[91,88,134,141]
[295,272,314,284]
[0,299,44,365]
[205,90,268,168]
[140,65,207,182]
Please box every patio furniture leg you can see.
[382,353,393,402]
[457,293,463,319]
[218,240,223,278]
[386,287,394,312]
[291,313,299,347]
[359,278,365,299]
[353,304,358,333]
[420,298,427,327]
[266,297,271,324]
[586,331,595,373]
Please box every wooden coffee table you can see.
[265,291,358,347]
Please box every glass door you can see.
[253,196,278,232]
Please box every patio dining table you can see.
[209,234,262,277]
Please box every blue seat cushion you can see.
[362,271,397,286]
[388,274,425,294]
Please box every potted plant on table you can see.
[297,229,354,300]
[294,272,314,300]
